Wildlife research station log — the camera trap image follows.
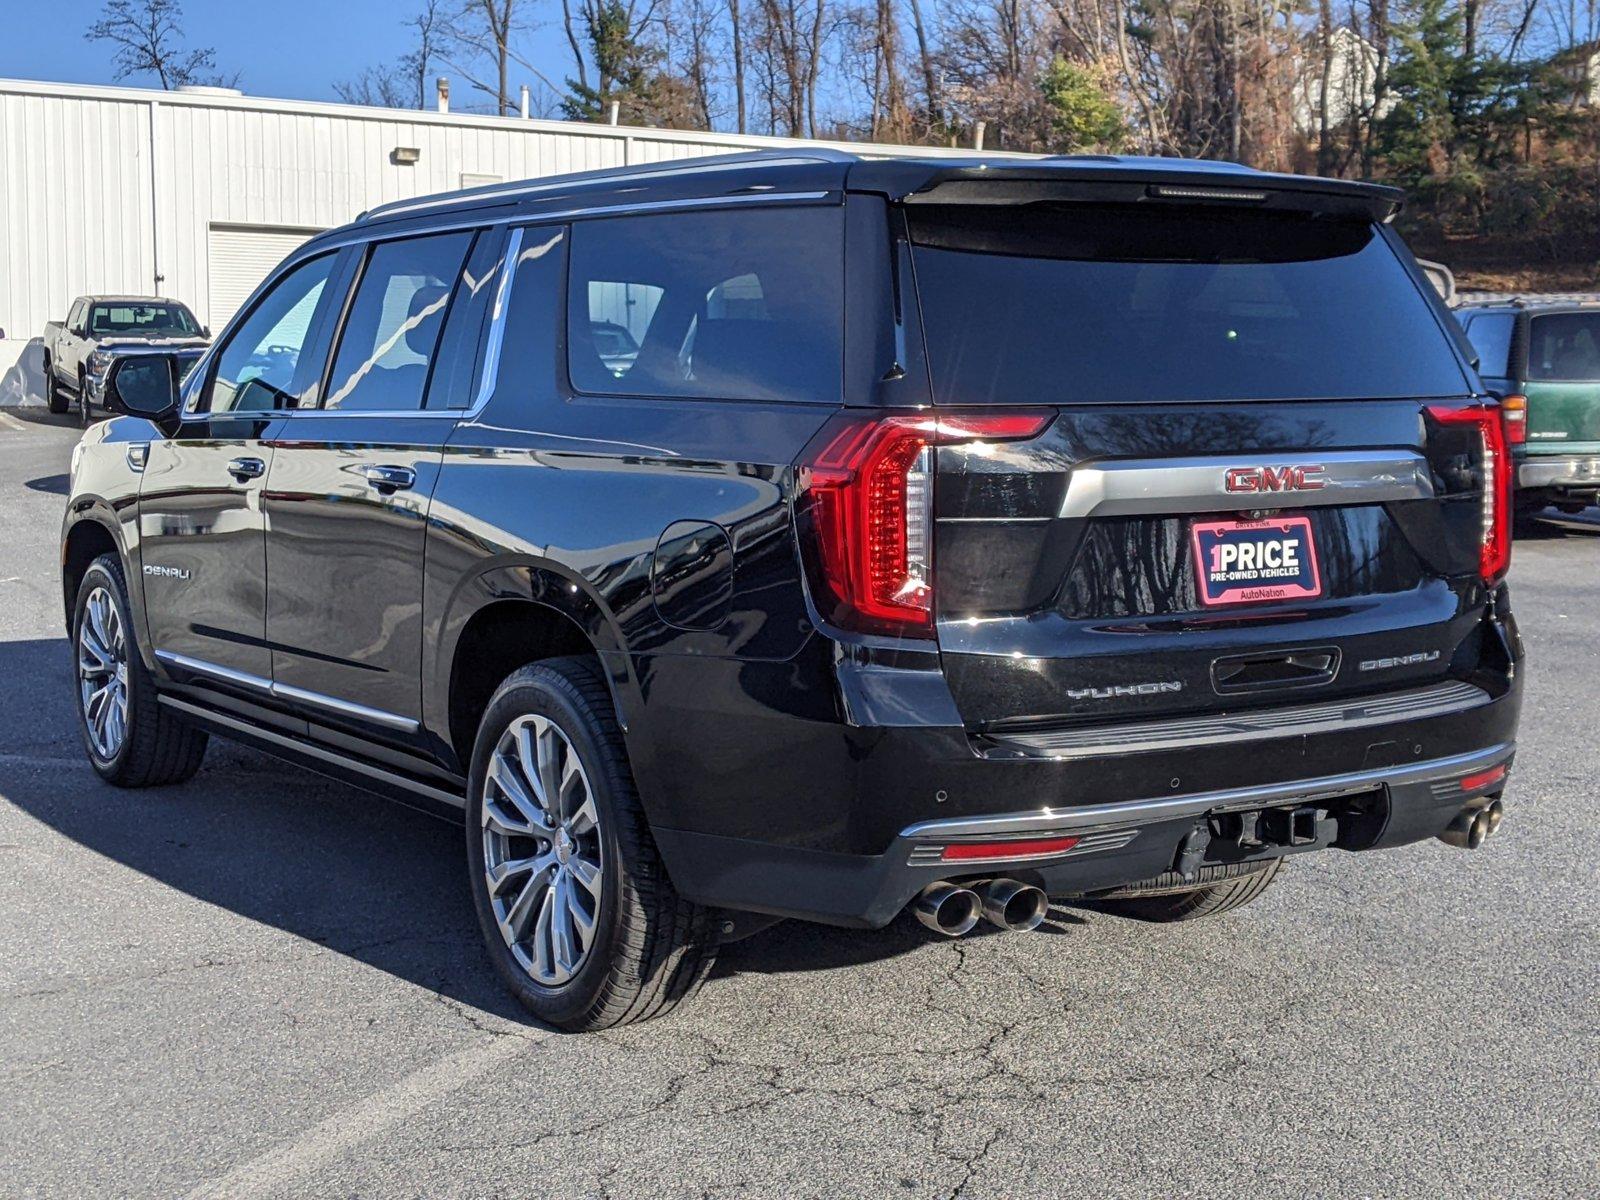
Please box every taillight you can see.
[1499,394,1528,445]
[1426,403,1512,585]
[795,410,1053,636]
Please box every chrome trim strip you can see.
[469,224,524,414]
[155,650,420,733]
[157,695,463,809]
[269,681,420,733]
[155,650,272,693]
[1057,449,1434,518]
[984,680,1490,759]
[899,743,1514,842]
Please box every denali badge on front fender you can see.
[1066,681,1184,700]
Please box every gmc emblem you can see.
[1224,464,1326,494]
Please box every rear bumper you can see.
[654,739,1517,928]
[1518,454,1600,491]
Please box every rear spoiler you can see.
[848,160,1404,223]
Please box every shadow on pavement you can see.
[24,473,69,495]
[1,635,969,1018]
[1514,507,1600,540]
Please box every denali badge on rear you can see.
[1192,516,1322,606]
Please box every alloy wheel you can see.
[78,585,129,759]
[480,713,604,986]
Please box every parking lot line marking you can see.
[182,1032,542,1199]
[0,411,29,433]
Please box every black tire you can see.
[72,553,208,787]
[78,370,92,426]
[1094,858,1284,923]
[465,656,719,1030]
[43,356,68,414]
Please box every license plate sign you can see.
[1191,516,1322,607]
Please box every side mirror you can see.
[201,326,211,338]
[104,354,181,420]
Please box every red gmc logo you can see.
[1224,465,1326,493]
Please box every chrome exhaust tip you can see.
[913,882,982,937]
[980,878,1049,932]
[1438,803,1498,850]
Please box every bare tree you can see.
[85,0,235,90]
[335,0,448,109]
[445,0,524,114]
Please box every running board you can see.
[977,680,1491,760]
[158,695,466,816]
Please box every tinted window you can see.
[324,232,473,412]
[1461,313,1516,377]
[909,205,1471,404]
[1526,313,1600,381]
[88,303,199,336]
[491,226,567,406]
[206,253,337,414]
[425,230,508,410]
[567,207,843,403]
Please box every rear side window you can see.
[908,204,1471,404]
[567,207,843,403]
[1461,313,1516,377]
[324,231,473,412]
[1526,313,1600,382]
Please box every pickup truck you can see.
[42,296,209,422]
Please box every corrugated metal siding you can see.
[206,225,323,328]
[0,78,1025,350]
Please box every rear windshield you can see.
[1527,313,1600,381]
[907,204,1471,404]
[89,303,200,336]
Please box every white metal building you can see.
[0,77,1011,396]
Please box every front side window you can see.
[1461,313,1516,378]
[1526,313,1600,382]
[324,232,473,412]
[567,207,844,404]
[205,253,337,414]
[88,303,200,336]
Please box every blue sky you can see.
[0,0,573,109]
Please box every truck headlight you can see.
[87,351,112,381]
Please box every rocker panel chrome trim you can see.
[155,650,420,732]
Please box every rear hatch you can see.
[1522,311,1600,449]
[901,193,1506,733]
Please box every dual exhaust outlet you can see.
[913,878,1048,936]
[1438,798,1506,850]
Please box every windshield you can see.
[1527,313,1600,381]
[907,203,1471,404]
[89,303,200,336]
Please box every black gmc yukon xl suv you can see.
[64,151,1523,1029]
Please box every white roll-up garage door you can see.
[206,225,323,330]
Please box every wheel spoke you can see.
[550,874,578,977]
[568,856,602,899]
[531,883,558,981]
[488,850,555,896]
[486,752,547,834]
[501,859,555,943]
[535,722,564,820]
[564,873,597,947]
[514,720,555,818]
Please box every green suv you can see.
[1457,297,1600,512]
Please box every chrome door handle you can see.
[226,456,266,481]
[359,464,416,493]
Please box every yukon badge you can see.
[143,564,191,581]
[1066,681,1184,701]
[1225,464,1326,493]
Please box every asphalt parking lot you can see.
[1,406,1596,1199]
